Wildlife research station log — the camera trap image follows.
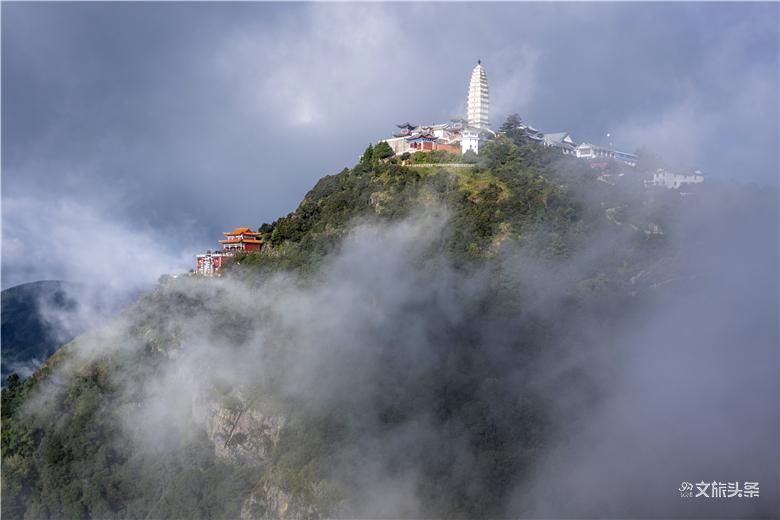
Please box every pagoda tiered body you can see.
[467,61,489,129]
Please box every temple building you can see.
[218,227,264,252]
[385,123,465,155]
[467,60,490,129]
[381,61,495,156]
[575,142,613,160]
[379,61,651,168]
[542,132,577,154]
[195,227,264,276]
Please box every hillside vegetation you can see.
[3,136,774,519]
[231,137,659,278]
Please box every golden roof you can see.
[224,227,260,236]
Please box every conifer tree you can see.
[360,144,374,164]
[372,141,394,161]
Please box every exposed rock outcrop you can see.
[206,398,286,467]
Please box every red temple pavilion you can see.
[218,227,264,252]
[195,227,264,276]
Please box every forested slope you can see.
[3,137,777,519]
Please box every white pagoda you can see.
[467,60,489,129]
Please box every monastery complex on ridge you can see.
[382,60,496,157]
[379,60,703,192]
[381,60,644,167]
[193,61,703,276]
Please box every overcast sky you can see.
[2,2,778,288]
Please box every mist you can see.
[3,2,778,518]
[20,181,778,517]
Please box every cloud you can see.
[211,4,409,130]
[3,4,777,516]
[2,2,777,286]
[1,192,192,291]
[481,44,540,125]
[614,29,779,175]
[19,184,778,517]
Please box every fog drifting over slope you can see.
[26,186,779,517]
[4,4,778,516]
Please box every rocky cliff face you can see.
[205,398,326,519]
[206,398,286,467]
[240,476,346,520]
[239,482,323,520]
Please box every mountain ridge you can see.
[2,136,777,519]
[1,280,87,383]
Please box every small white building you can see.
[195,251,233,276]
[575,142,613,160]
[646,168,704,189]
[574,142,639,167]
[461,127,480,154]
[460,126,496,155]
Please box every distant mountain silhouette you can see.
[1,281,88,383]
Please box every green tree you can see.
[373,141,394,161]
[6,373,20,391]
[499,113,523,134]
[360,144,374,164]
[462,149,478,164]
[410,151,428,164]
[500,114,528,146]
